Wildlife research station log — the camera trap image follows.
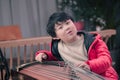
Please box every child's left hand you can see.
[75,62,90,70]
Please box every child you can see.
[35,12,118,80]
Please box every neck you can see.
[65,35,80,43]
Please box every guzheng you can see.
[16,61,110,80]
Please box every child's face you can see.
[55,19,78,43]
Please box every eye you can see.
[58,26,64,30]
[55,25,63,31]
[65,21,70,25]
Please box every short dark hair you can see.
[46,12,74,37]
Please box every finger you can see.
[82,65,90,70]
[42,54,47,59]
[76,63,85,67]
[35,54,43,62]
[35,55,39,61]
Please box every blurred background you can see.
[0,0,120,38]
[0,0,57,38]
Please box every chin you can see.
[67,35,75,40]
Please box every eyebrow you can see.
[55,24,61,28]
[55,22,63,27]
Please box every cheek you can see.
[56,31,64,38]
[73,25,77,30]
[70,24,77,31]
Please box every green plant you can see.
[56,0,120,29]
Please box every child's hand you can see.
[35,53,47,62]
[75,62,90,70]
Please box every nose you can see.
[63,25,70,31]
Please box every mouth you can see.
[67,30,73,35]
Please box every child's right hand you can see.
[35,53,47,62]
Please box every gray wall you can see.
[0,0,57,38]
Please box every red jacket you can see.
[36,32,118,80]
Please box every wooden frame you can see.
[90,29,116,43]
